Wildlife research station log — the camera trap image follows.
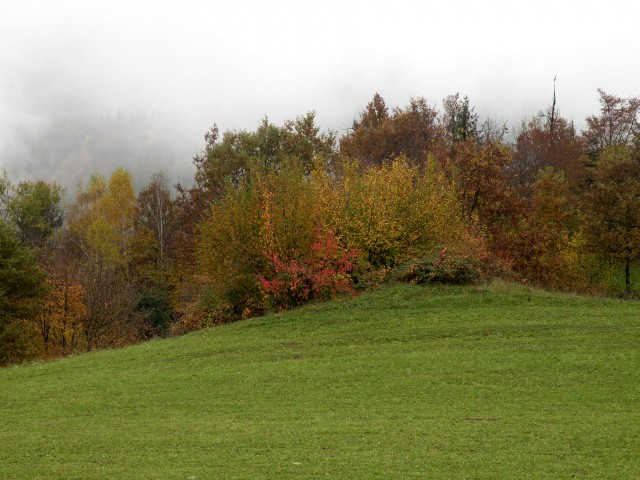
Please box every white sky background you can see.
[1,0,639,185]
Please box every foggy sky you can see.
[2,0,639,190]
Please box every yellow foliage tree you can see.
[69,168,137,266]
[196,171,263,318]
[67,168,140,349]
[255,160,326,259]
[334,156,462,268]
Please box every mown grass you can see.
[1,281,639,479]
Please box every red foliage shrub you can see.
[256,230,359,310]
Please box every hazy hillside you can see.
[2,111,197,192]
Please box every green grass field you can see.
[1,282,639,479]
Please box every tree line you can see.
[1,88,639,365]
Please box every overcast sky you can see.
[1,0,639,187]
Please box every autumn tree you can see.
[193,112,336,199]
[67,169,141,349]
[335,157,462,268]
[340,94,445,167]
[340,93,390,166]
[581,146,640,294]
[508,168,574,286]
[137,172,175,262]
[7,180,64,248]
[450,139,514,221]
[512,114,585,189]
[131,172,177,336]
[36,273,86,356]
[583,89,640,159]
[446,138,525,258]
[176,114,336,324]
[168,181,209,329]
[512,82,585,188]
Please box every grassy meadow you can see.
[1,282,639,479]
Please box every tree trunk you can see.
[625,258,631,295]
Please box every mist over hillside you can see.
[4,1,639,195]
[1,111,199,193]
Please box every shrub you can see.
[197,160,343,320]
[400,249,482,285]
[0,321,38,366]
[560,232,621,296]
[396,231,514,286]
[256,230,358,310]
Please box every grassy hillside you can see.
[1,282,639,479]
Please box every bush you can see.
[400,249,482,285]
[256,230,358,310]
[560,232,622,296]
[395,231,514,286]
[0,321,37,366]
[197,160,350,319]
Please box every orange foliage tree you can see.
[583,89,640,159]
[340,94,445,168]
[37,274,86,356]
[508,168,575,287]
